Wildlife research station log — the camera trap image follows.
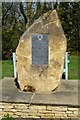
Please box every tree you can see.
[2,2,20,59]
[2,2,79,60]
[57,2,79,55]
[2,1,54,60]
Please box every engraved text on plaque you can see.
[32,34,48,65]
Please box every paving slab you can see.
[0,77,79,106]
[1,77,33,103]
[31,91,78,106]
[58,80,78,92]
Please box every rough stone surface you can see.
[0,102,79,119]
[0,78,79,119]
[16,10,67,92]
[1,78,79,106]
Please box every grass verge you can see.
[1,55,79,80]
[2,60,14,78]
[68,55,79,80]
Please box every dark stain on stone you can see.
[23,85,35,92]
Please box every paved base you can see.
[0,77,79,106]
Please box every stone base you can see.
[0,102,79,119]
[0,77,79,119]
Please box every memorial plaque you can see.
[32,34,48,65]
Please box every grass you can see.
[1,55,79,80]
[2,60,14,78]
[68,55,79,80]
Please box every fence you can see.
[13,52,69,80]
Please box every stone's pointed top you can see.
[23,10,59,36]
[16,9,67,93]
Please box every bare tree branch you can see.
[32,2,41,21]
[54,2,58,9]
[19,2,28,25]
[2,2,13,25]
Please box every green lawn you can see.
[68,55,79,80]
[2,60,14,78]
[1,55,79,80]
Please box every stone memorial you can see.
[16,10,67,93]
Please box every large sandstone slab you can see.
[1,78,79,106]
[16,10,67,93]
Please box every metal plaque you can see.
[32,34,48,65]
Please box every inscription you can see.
[32,34,48,65]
